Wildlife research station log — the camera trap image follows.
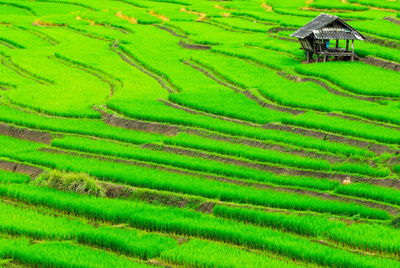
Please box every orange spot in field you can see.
[116,11,137,24]
[261,2,273,11]
[149,10,169,22]
[180,7,207,21]
[32,19,66,27]
[222,12,230,17]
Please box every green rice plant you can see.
[0,183,396,267]
[161,239,300,268]
[348,0,400,11]
[0,200,176,260]
[283,111,400,145]
[310,0,369,11]
[164,133,384,177]
[393,164,400,174]
[213,204,400,254]
[51,135,339,190]
[108,100,373,158]
[0,169,30,184]
[335,183,400,206]
[0,135,388,219]
[0,236,148,268]
[35,169,106,197]
[197,49,400,126]
[295,62,400,98]
[0,105,164,145]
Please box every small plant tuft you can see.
[35,170,105,197]
[392,217,400,229]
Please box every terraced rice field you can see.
[0,0,399,267]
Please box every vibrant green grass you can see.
[0,200,177,260]
[336,183,400,206]
[0,169,30,184]
[214,205,400,254]
[295,62,400,98]
[0,235,148,267]
[0,183,396,267]
[51,135,339,191]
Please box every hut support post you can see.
[306,50,310,63]
[351,39,354,62]
[346,40,349,51]
[335,40,339,60]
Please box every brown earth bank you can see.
[362,56,400,72]
[154,24,188,38]
[178,40,211,50]
[0,160,43,178]
[96,107,180,136]
[141,143,395,186]
[0,122,54,144]
[185,128,353,164]
[263,122,395,155]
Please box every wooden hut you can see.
[290,13,365,63]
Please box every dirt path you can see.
[38,147,400,215]
[96,107,180,136]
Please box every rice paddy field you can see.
[0,0,399,267]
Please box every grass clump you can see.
[36,170,105,197]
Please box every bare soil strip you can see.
[160,99,258,127]
[365,35,400,49]
[0,123,53,144]
[182,59,305,115]
[383,17,400,26]
[154,24,187,38]
[178,40,211,50]
[38,147,400,215]
[0,159,43,178]
[362,56,400,72]
[97,107,180,136]
[263,122,395,155]
[185,128,349,164]
[111,45,178,94]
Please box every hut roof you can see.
[290,13,365,40]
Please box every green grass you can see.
[0,183,396,267]
[214,204,400,254]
